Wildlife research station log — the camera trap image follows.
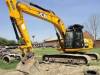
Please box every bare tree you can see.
[85,15,100,41]
[90,15,99,40]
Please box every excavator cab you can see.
[64,24,84,49]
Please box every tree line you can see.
[0,37,17,46]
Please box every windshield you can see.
[64,31,84,49]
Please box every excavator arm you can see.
[6,0,34,56]
[6,0,67,53]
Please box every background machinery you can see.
[6,0,99,66]
[0,46,21,63]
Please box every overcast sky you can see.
[0,0,100,42]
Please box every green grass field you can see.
[34,48,60,57]
[0,60,19,69]
[90,48,100,54]
[0,48,100,70]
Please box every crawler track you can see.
[85,53,100,60]
[42,54,91,65]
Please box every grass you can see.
[0,60,19,70]
[33,48,61,61]
[34,48,100,57]
[90,48,100,54]
[0,48,100,69]
[89,48,100,66]
[34,48,60,57]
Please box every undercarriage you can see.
[42,52,100,65]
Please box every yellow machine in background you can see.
[6,0,99,66]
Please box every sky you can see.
[0,0,100,42]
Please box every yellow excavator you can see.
[6,0,99,66]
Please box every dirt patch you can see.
[2,63,100,75]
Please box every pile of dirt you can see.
[3,63,100,75]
